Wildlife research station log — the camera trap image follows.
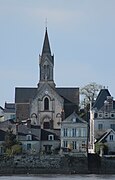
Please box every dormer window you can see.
[104,112,109,118]
[72,118,76,122]
[110,112,115,118]
[48,134,54,141]
[44,97,49,110]
[26,135,32,141]
[110,135,113,141]
[98,112,103,118]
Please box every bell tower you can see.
[38,28,55,88]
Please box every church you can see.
[15,28,79,130]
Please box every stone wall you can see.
[0,154,88,174]
[101,157,115,174]
[0,154,115,175]
[88,154,115,174]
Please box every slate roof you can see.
[62,96,78,118]
[15,87,79,105]
[41,129,60,141]
[56,87,79,105]
[4,102,15,113]
[0,120,16,133]
[42,28,51,55]
[92,89,111,110]
[62,111,87,124]
[18,132,39,141]
[18,124,41,141]
[95,129,115,143]
[15,87,37,103]
[5,103,15,109]
[0,119,41,141]
[0,106,4,111]
[18,124,40,133]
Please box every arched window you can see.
[44,97,49,110]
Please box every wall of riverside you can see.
[88,154,115,174]
[0,154,115,174]
[100,157,115,174]
[0,154,88,174]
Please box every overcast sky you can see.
[0,0,115,107]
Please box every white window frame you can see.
[110,135,113,141]
[26,135,32,141]
[63,128,68,137]
[81,128,87,137]
[81,141,86,151]
[72,128,76,137]
[27,143,31,150]
[63,141,68,148]
[110,112,115,118]
[72,141,77,149]
[98,124,103,130]
[104,112,109,118]
[48,134,54,141]
[98,112,103,118]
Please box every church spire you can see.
[42,28,51,55]
[38,28,55,89]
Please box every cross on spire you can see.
[45,18,47,29]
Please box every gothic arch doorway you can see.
[42,116,53,129]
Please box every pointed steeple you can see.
[42,28,51,55]
[38,28,55,89]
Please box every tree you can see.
[3,126,22,155]
[3,126,17,150]
[80,82,102,109]
[79,82,102,121]
[6,144,22,156]
[95,142,108,155]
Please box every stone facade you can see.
[61,112,88,156]
[30,83,64,129]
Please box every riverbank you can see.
[0,154,115,175]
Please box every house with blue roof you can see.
[89,88,115,154]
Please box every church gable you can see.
[30,83,64,129]
[29,83,63,104]
[63,111,87,124]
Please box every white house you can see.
[61,112,88,157]
[95,129,115,155]
[90,88,115,153]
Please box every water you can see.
[0,175,115,180]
